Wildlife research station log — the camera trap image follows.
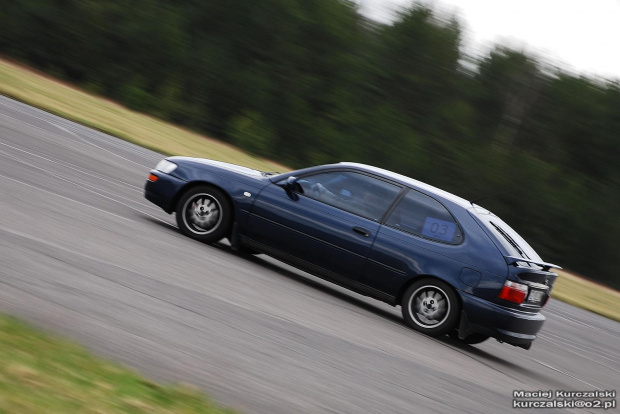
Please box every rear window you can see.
[471,207,542,261]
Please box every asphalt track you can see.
[0,95,618,413]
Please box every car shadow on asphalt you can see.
[140,216,403,327]
[141,215,556,381]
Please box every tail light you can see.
[498,280,529,304]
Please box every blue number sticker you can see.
[422,217,456,242]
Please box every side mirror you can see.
[285,176,298,190]
[282,176,302,199]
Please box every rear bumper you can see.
[459,291,545,346]
[144,170,186,214]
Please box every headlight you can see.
[155,159,178,174]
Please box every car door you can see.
[246,170,401,283]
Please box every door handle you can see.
[352,226,371,237]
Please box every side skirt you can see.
[242,236,397,305]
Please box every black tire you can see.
[401,279,459,336]
[449,331,490,345]
[175,185,232,243]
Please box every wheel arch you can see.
[173,181,236,233]
[396,274,463,311]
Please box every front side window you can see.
[385,189,463,244]
[296,171,400,221]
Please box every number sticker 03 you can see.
[422,217,457,242]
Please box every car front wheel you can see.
[401,279,459,336]
[176,185,232,243]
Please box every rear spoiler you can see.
[504,256,562,271]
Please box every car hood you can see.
[168,156,267,177]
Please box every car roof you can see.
[338,162,473,208]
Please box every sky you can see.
[358,0,620,80]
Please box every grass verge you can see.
[0,57,618,323]
[0,315,234,413]
[551,270,620,322]
[0,58,285,173]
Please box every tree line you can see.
[1,0,618,287]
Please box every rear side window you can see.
[385,189,463,244]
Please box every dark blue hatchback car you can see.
[145,157,561,349]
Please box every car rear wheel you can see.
[176,186,232,243]
[401,279,459,336]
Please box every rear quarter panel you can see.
[361,197,509,302]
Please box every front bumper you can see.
[459,291,546,347]
[144,170,187,214]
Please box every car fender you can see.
[171,168,270,229]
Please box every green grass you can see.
[0,315,235,413]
